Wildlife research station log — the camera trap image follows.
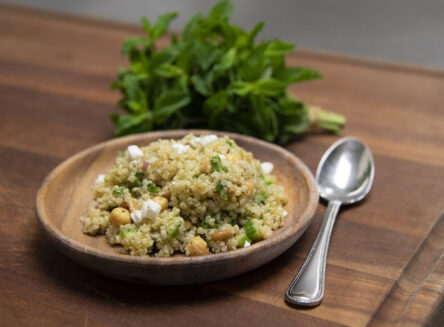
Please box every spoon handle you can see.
[285,200,341,306]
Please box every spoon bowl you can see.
[316,137,375,204]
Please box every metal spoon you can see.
[285,137,375,306]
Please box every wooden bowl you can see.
[36,130,318,284]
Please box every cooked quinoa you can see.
[80,134,288,257]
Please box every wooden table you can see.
[1,5,443,326]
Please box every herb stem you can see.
[308,106,346,134]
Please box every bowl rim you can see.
[36,129,318,267]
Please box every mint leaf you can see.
[141,17,151,36]
[203,91,227,116]
[277,67,322,83]
[152,90,190,123]
[264,40,295,57]
[151,12,178,40]
[208,0,234,21]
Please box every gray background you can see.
[3,0,444,69]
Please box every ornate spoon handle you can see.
[285,200,341,306]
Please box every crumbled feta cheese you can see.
[190,135,218,147]
[141,199,161,219]
[244,241,251,247]
[219,154,226,160]
[130,210,143,224]
[172,143,190,154]
[282,210,288,217]
[190,137,201,146]
[261,162,274,174]
[95,174,105,184]
[127,145,144,160]
[200,134,218,146]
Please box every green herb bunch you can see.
[111,0,345,144]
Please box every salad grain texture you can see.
[80,134,288,257]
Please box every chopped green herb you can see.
[238,235,252,247]
[210,155,229,173]
[245,218,262,240]
[134,171,145,186]
[118,151,126,158]
[215,180,228,200]
[113,187,126,196]
[226,139,234,147]
[200,220,218,229]
[260,175,274,186]
[210,155,222,172]
[168,223,181,239]
[119,226,138,239]
[147,182,161,193]
[193,174,200,179]
[253,190,268,204]
[200,221,211,229]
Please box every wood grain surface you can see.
[1,4,444,326]
[35,130,318,284]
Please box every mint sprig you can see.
[111,0,345,143]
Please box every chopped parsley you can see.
[200,221,211,229]
[168,223,181,239]
[210,155,228,173]
[200,220,218,229]
[260,175,274,186]
[238,235,252,247]
[245,218,262,240]
[226,139,234,147]
[147,182,161,193]
[119,226,138,239]
[253,190,268,204]
[113,187,125,196]
[215,180,228,200]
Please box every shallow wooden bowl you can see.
[36,130,318,284]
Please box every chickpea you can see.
[152,196,169,212]
[200,157,212,174]
[186,236,209,256]
[211,228,235,241]
[109,207,131,227]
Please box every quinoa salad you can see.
[80,134,288,257]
